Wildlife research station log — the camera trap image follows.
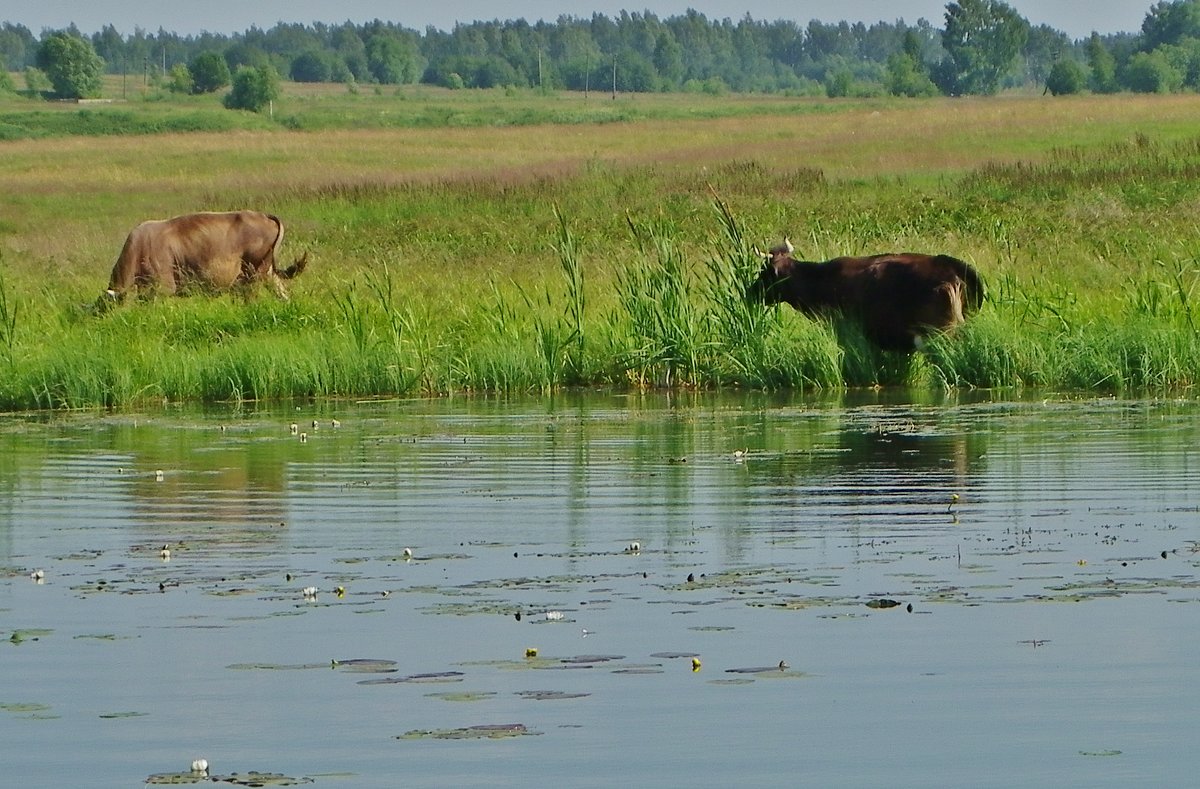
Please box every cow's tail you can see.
[940,255,985,314]
[267,213,308,280]
[279,252,309,279]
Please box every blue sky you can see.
[4,1,1149,40]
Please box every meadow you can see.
[2,82,1200,409]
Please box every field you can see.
[2,83,1200,409]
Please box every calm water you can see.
[2,392,1199,787]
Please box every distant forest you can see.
[3,0,1200,97]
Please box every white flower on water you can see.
[30,569,45,582]
[544,611,565,621]
[154,470,164,482]
[159,544,171,560]
[302,586,318,599]
[190,759,208,774]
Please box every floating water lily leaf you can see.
[650,651,699,659]
[333,658,398,673]
[1079,750,1122,757]
[398,723,540,740]
[865,599,902,609]
[725,665,793,675]
[8,628,53,644]
[145,773,208,785]
[227,663,328,672]
[0,702,52,714]
[99,710,147,719]
[559,654,624,664]
[425,691,497,702]
[515,690,591,700]
[216,772,314,786]
[359,671,464,685]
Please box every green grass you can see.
[2,90,1200,409]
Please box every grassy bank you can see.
[1,91,1199,409]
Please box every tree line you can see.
[3,0,1200,103]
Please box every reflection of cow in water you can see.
[748,239,984,351]
[99,211,308,307]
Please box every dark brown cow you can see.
[100,210,307,306]
[747,239,984,351]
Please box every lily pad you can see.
[515,690,591,700]
[359,671,464,685]
[99,710,148,719]
[425,691,497,702]
[332,658,399,674]
[397,723,541,740]
[865,598,903,609]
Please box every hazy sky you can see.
[3,1,1149,41]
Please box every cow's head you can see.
[746,238,796,305]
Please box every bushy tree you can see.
[290,50,331,82]
[223,64,279,112]
[0,68,14,93]
[190,51,230,93]
[941,0,1029,94]
[885,33,938,96]
[1045,58,1086,94]
[1086,34,1119,93]
[1124,50,1184,91]
[1141,0,1200,50]
[165,63,193,94]
[36,31,104,99]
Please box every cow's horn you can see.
[783,237,794,254]
[754,246,769,260]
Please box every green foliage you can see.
[1141,0,1200,50]
[366,33,421,84]
[291,50,331,83]
[1045,59,1086,95]
[165,63,193,94]
[36,31,104,99]
[1086,34,1119,93]
[941,0,1030,94]
[885,51,939,97]
[1124,51,1184,92]
[224,65,280,112]
[190,51,230,93]
[0,69,14,93]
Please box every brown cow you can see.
[99,210,308,306]
[747,239,984,351]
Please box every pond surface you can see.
[2,391,1199,787]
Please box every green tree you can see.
[1045,58,1086,94]
[0,68,14,93]
[190,51,230,93]
[885,31,938,96]
[166,62,193,94]
[36,31,104,99]
[1141,0,1200,49]
[1086,34,1119,93]
[223,64,279,112]
[1124,50,1184,91]
[365,33,419,84]
[291,50,331,82]
[941,0,1030,94]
